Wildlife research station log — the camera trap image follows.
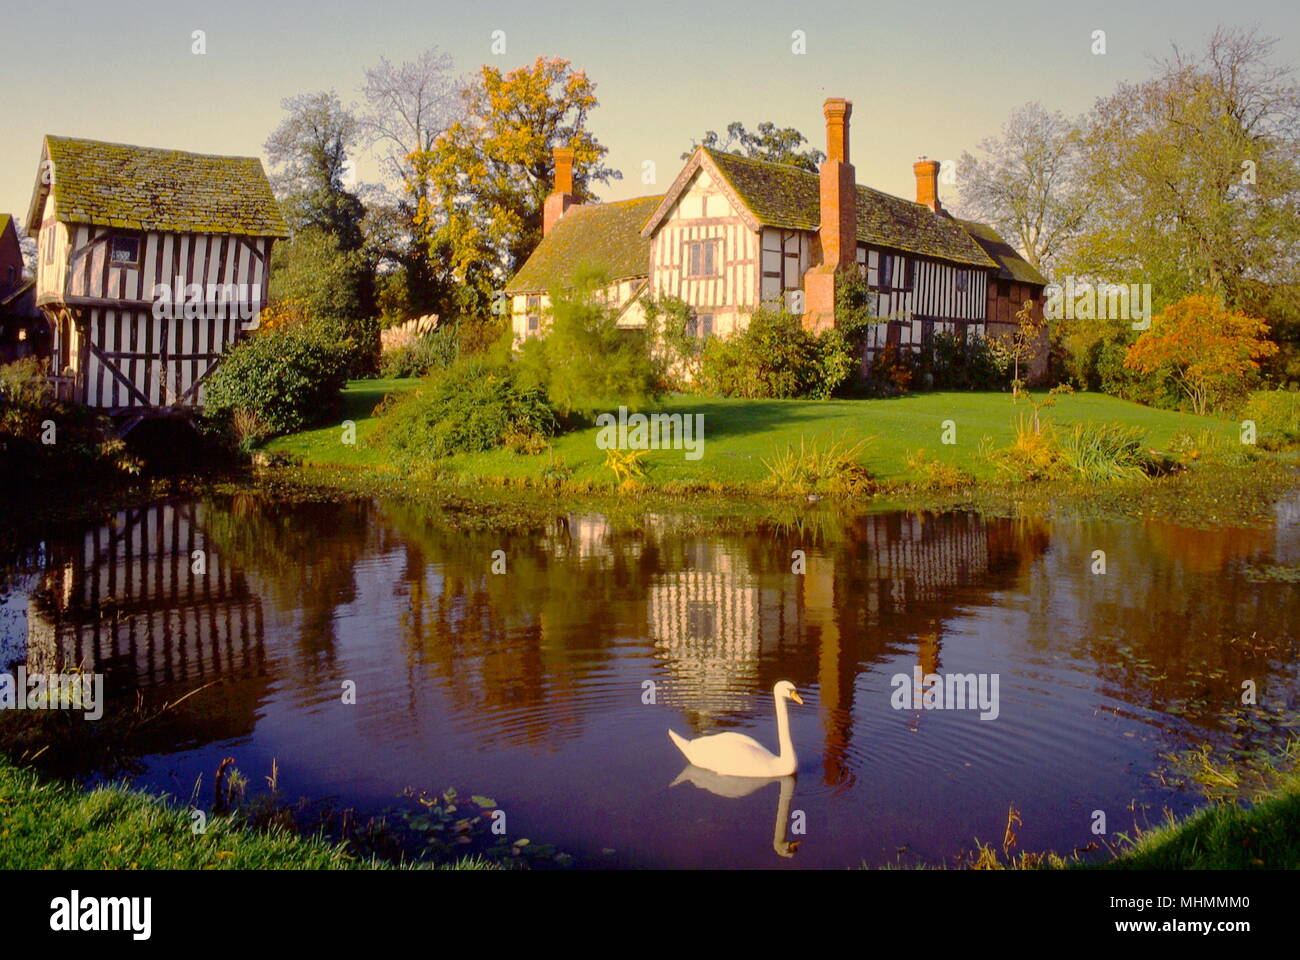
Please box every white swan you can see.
[667,680,803,777]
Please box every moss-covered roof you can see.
[700,149,998,269]
[36,135,288,238]
[505,195,662,294]
[953,218,1047,286]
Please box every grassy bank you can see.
[265,381,1243,485]
[1098,769,1300,869]
[0,756,498,869]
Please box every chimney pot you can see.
[823,98,853,164]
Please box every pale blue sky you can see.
[2,0,1296,234]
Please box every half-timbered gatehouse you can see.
[27,135,288,413]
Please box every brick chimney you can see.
[543,146,577,237]
[804,98,856,332]
[913,157,942,213]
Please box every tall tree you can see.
[265,91,366,251]
[682,121,825,172]
[359,48,459,212]
[953,102,1089,275]
[1065,26,1300,307]
[358,47,462,318]
[409,56,621,310]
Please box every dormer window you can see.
[110,234,141,267]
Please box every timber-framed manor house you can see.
[506,97,1047,371]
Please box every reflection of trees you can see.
[202,495,373,686]
[1035,519,1300,745]
[379,503,651,751]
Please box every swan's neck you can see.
[774,695,795,764]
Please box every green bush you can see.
[379,327,460,379]
[1241,389,1300,448]
[515,273,663,417]
[915,332,1008,391]
[697,309,853,399]
[0,358,140,489]
[369,358,558,463]
[204,322,352,445]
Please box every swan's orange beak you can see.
[790,691,804,705]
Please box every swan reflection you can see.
[670,767,802,859]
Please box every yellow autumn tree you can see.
[409,57,620,313]
[1124,293,1277,415]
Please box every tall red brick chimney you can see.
[543,147,577,237]
[913,157,942,213]
[804,98,856,332]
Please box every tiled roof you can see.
[953,218,1048,286]
[38,136,288,238]
[505,195,662,294]
[702,149,999,269]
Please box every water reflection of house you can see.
[23,503,265,698]
[649,550,764,718]
[543,513,644,567]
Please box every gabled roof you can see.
[642,148,1000,270]
[27,135,288,239]
[505,195,662,294]
[0,278,38,318]
[954,218,1047,286]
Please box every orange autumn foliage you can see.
[1124,293,1277,415]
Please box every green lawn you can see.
[267,380,1237,485]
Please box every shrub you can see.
[203,321,352,445]
[369,358,557,463]
[698,309,854,399]
[867,343,914,396]
[0,358,141,489]
[515,273,663,416]
[379,326,460,379]
[1241,389,1300,448]
[914,332,1007,391]
[1054,422,1153,482]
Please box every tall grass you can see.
[990,417,1156,483]
[1054,422,1152,482]
[762,435,876,497]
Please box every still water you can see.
[3,493,1297,868]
